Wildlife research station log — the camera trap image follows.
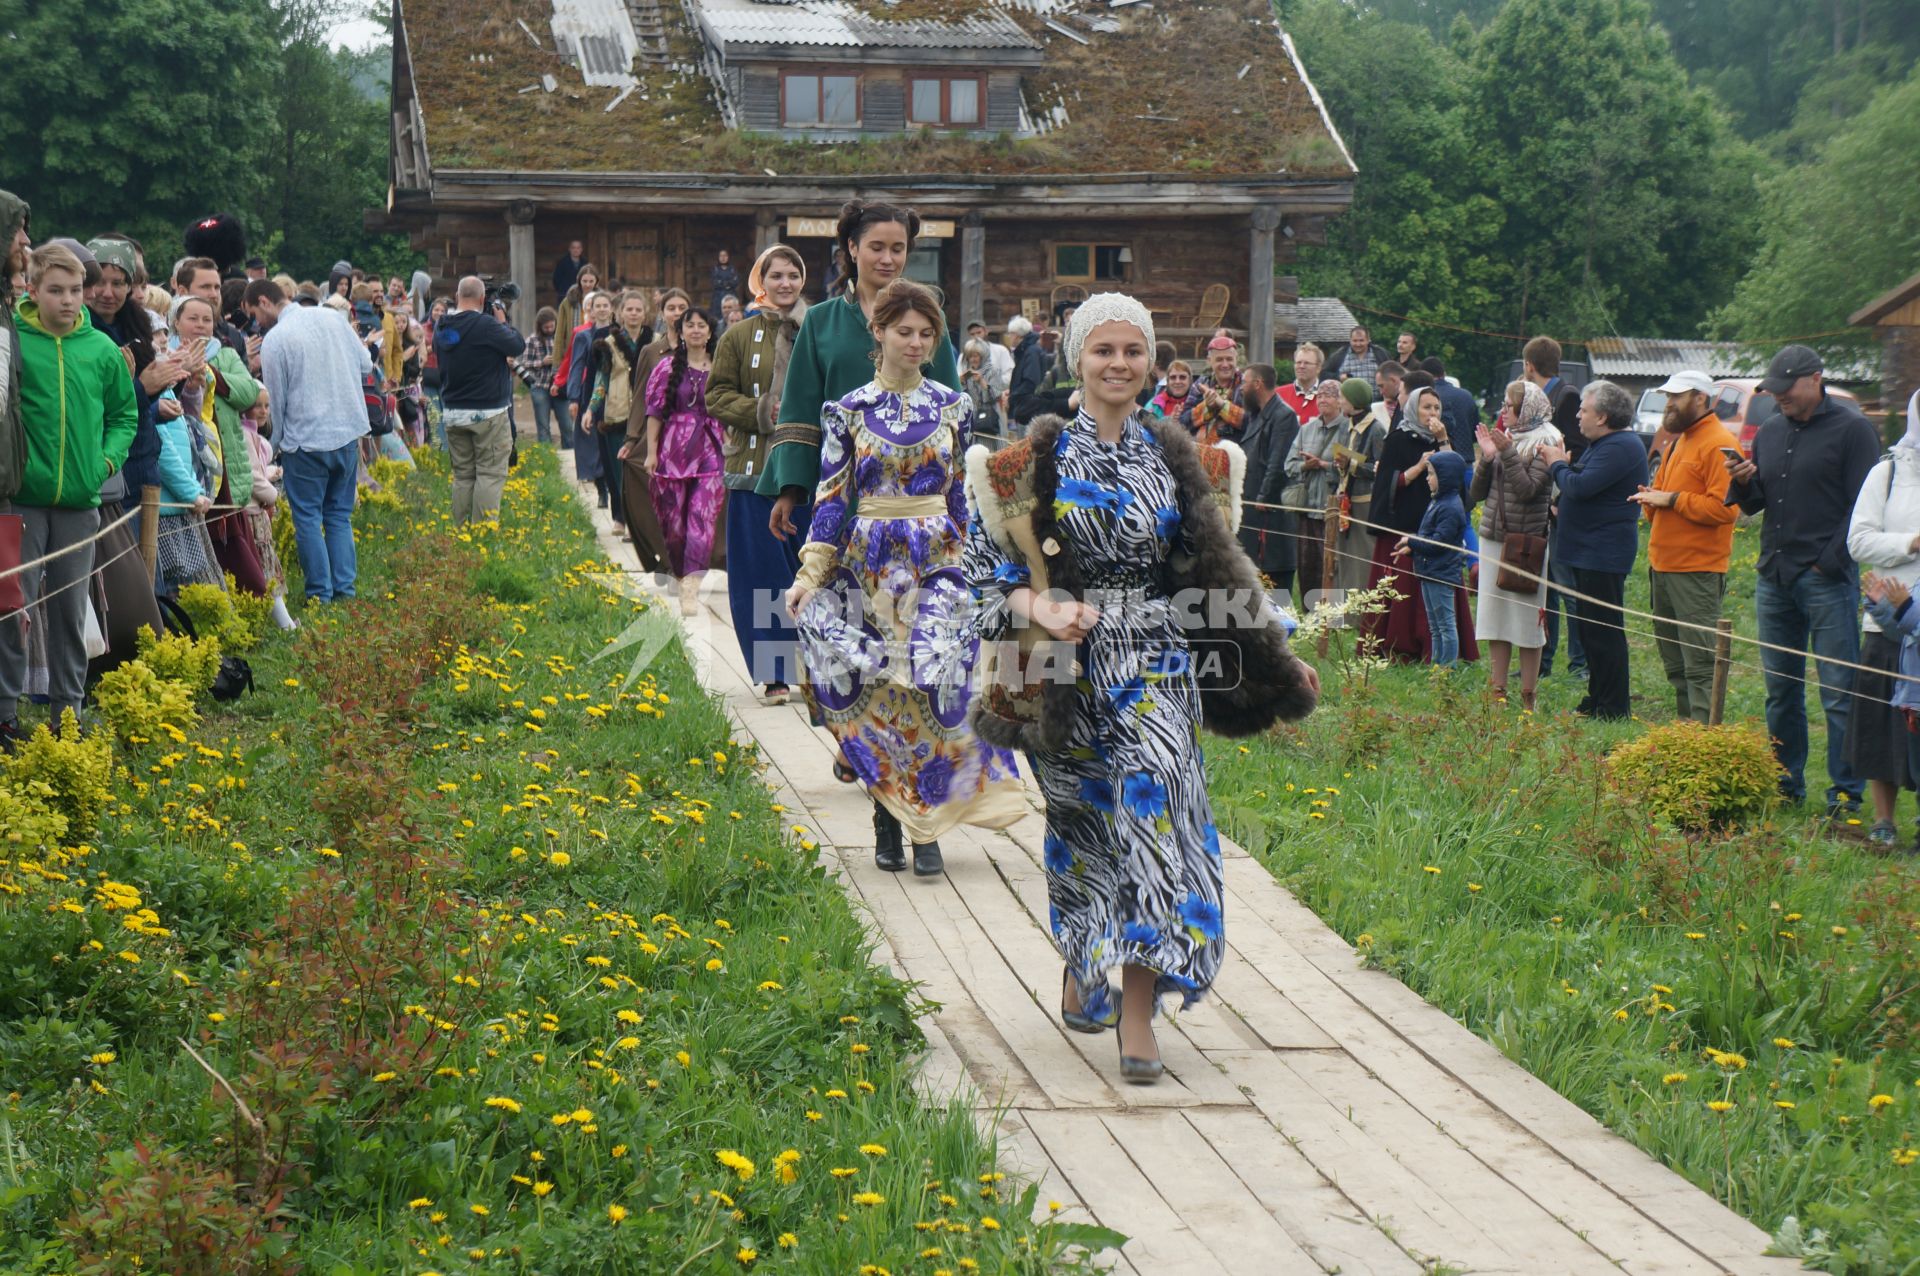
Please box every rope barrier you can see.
[0,508,140,582]
[1245,495,1920,689]
[1337,300,1870,354]
[0,539,142,624]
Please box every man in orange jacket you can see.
[1628,370,1739,721]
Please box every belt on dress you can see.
[856,496,950,519]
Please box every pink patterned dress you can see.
[644,357,727,577]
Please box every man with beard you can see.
[1631,372,1737,716]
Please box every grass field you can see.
[0,449,1108,1275]
[1221,520,1920,1273]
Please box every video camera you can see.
[481,276,521,313]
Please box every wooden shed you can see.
[379,0,1355,356]
[1850,270,1920,411]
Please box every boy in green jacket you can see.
[0,243,139,742]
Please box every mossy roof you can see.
[401,0,1354,181]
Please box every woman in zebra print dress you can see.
[963,294,1319,1083]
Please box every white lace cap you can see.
[1064,293,1156,374]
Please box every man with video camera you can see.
[435,275,525,523]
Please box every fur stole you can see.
[964,413,1316,752]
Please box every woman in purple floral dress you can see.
[785,280,1025,877]
[642,307,727,613]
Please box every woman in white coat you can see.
[1844,393,1920,847]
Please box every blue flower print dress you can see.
[963,409,1227,1022]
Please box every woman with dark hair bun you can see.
[758,202,965,853]
[639,304,726,614]
[757,200,955,542]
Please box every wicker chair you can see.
[1189,283,1231,355]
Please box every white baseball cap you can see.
[1655,370,1715,396]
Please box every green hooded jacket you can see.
[0,189,27,502]
[205,342,257,500]
[12,297,139,509]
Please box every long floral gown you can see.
[794,376,1026,844]
[963,410,1227,1021]
[644,357,728,577]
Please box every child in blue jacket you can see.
[1396,448,1470,667]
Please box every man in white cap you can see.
[1627,370,1739,722]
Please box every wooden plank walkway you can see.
[576,488,1797,1275]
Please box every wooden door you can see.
[609,225,664,290]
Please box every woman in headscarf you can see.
[1330,376,1386,599]
[705,245,809,702]
[1362,382,1477,663]
[1470,379,1562,709]
[962,293,1318,1084]
[1844,386,1920,846]
[1281,379,1343,608]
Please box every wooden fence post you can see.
[1708,618,1734,726]
[1318,495,1340,657]
[139,485,161,579]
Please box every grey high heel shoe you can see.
[1115,1013,1164,1085]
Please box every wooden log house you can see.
[380,0,1355,357]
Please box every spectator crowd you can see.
[6,192,1917,857]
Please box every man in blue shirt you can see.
[246,279,371,603]
[1538,380,1649,720]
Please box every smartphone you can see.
[1718,446,1742,461]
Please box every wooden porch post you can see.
[1249,207,1280,363]
[506,201,537,333]
[960,212,985,327]
[754,208,778,256]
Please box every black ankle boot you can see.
[873,804,906,872]
[912,839,943,877]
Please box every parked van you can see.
[1712,379,1862,456]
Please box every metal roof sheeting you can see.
[1587,336,1877,383]
[695,0,1039,50]
[550,0,640,86]
[1274,296,1360,346]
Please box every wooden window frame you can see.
[907,72,986,128]
[1049,241,1131,284]
[781,68,863,128]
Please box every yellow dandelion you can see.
[470,1203,490,1216]
[549,851,572,868]
[859,1143,888,1157]
[1707,1100,1735,1113]
[1869,1094,1894,1110]
[608,1203,628,1224]
[777,1233,798,1249]
[1662,1072,1688,1085]
[409,1198,433,1209]
[485,1096,522,1113]
[716,1150,756,1181]
[852,1191,886,1206]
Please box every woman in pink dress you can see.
[642,306,727,613]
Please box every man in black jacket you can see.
[436,276,527,524]
[1727,344,1880,813]
[1007,315,1048,426]
[1239,364,1299,593]
[552,240,586,305]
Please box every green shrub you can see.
[0,775,71,852]
[1606,720,1780,831]
[176,582,258,652]
[92,659,199,743]
[135,624,222,691]
[3,711,113,837]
